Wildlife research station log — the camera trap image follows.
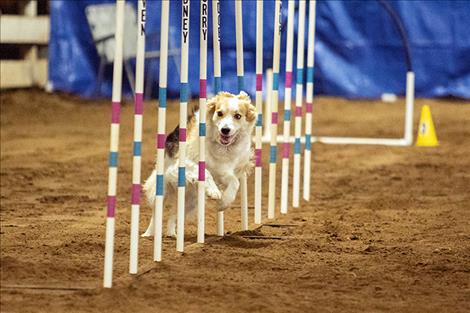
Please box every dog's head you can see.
[207,91,256,146]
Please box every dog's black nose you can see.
[221,128,231,135]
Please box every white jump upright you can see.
[235,0,249,231]
[212,0,224,236]
[404,71,415,145]
[303,0,317,201]
[280,0,295,215]
[198,0,208,244]
[129,0,146,275]
[293,0,306,207]
[268,0,282,219]
[177,0,191,252]
[254,0,263,225]
[103,0,124,289]
[154,0,170,261]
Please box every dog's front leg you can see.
[218,174,240,210]
[184,160,222,200]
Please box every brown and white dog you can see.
[143,91,256,237]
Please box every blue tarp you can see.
[49,0,470,99]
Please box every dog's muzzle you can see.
[219,134,233,145]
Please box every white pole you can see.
[268,0,282,220]
[264,69,273,138]
[293,0,306,208]
[212,0,224,236]
[129,0,146,275]
[404,71,415,146]
[103,0,124,288]
[280,0,295,215]
[198,0,208,243]
[235,0,244,92]
[154,0,169,261]
[235,0,248,231]
[177,0,190,253]
[240,172,248,230]
[303,0,316,201]
[254,0,263,225]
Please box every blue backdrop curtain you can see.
[48,0,470,99]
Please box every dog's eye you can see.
[234,113,242,120]
[217,111,223,117]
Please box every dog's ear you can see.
[206,95,218,115]
[246,103,256,123]
[238,91,251,102]
[243,101,256,123]
[238,92,256,123]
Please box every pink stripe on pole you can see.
[200,79,207,98]
[282,142,290,158]
[198,161,205,181]
[306,102,313,113]
[295,106,302,117]
[179,128,187,142]
[135,93,144,114]
[272,112,278,124]
[107,196,116,217]
[255,148,262,167]
[256,74,262,91]
[111,101,120,123]
[157,134,166,149]
[285,71,292,88]
[131,184,140,205]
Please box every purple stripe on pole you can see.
[272,112,278,124]
[295,106,302,117]
[111,101,120,123]
[282,142,290,158]
[285,71,292,88]
[135,93,144,114]
[306,102,313,113]
[198,161,205,181]
[179,128,187,142]
[107,195,116,217]
[255,148,262,167]
[256,74,262,91]
[131,183,140,205]
[157,134,166,149]
[200,79,207,98]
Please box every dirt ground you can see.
[1,89,469,313]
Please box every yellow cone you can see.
[416,105,439,147]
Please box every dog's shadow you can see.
[206,229,276,249]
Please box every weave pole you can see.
[129,0,146,275]
[235,0,248,231]
[303,0,316,201]
[254,0,263,225]
[280,0,295,215]
[268,0,282,219]
[154,0,170,261]
[212,0,224,236]
[264,69,273,138]
[198,0,208,243]
[293,0,306,207]
[103,0,124,288]
[177,0,191,252]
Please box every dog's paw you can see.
[220,189,237,208]
[166,219,177,238]
[166,228,176,238]
[206,182,222,200]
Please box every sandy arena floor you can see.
[1,90,469,313]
